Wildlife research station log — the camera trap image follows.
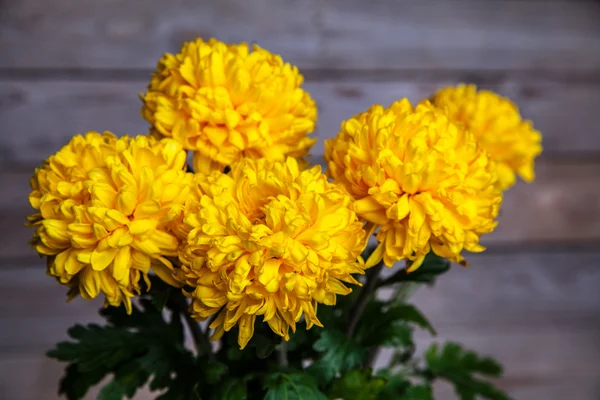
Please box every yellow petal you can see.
[117,187,137,216]
[80,268,101,299]
[237,314,256,349]
[365,242,385,268]
[113,246,132,284]
[90,247,119,271]
[257,259,282,293]
[406,255,426,272]
[129,219,158,236]
[387,193,410,221]
[354,197,389,225]
[152,258,184,288]
[65,251,85,275]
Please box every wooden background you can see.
[1,0,600,399]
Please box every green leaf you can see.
[49,296,201,400]
[211,379,247,400]
[150,286,172,312]
[380,325,414,348]
[286,328,309,352]
[376,374,434,400]
[205,361,228,385]
[114,360,151,397]
[98,380,127,400]
[377,375,411,400]
[57,363,105,400]
[308,330,367,384]
[47,324,142,373]
[425,342,510,400]
[156,383,201,400]
[252,333,278,360]
[385,305,436,335]
[355,302,434,350]
[227,346,244,361]
[400,385,434,400]
[263,372,327,400]
[329,369,386,400]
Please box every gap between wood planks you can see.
[2,0,599,71]
[1,67,600,83]
[1,77,599,161]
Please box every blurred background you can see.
[1,0,600,399]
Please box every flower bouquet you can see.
[27,38,542,400]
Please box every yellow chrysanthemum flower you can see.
[432,84,542,189]
[325,100,501,270]
[28,132,193,312]
[141,38,317,173]
[177,157,366,348]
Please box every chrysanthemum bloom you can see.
[28,132,193,312]
[177,157,366,348]
[141,38,318,173]
[432,84,542,189]
[325,100,502,270]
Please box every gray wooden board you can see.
[1,0,599,70]
[1,252,599,398]
[2,251,600,330]
[1,78,599,166]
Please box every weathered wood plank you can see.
[1,0,599,70]
[2,251,600,323]
[1,251,600,346]
[435,378,600,400]
[411,251,600,327]
[0,355,155,400]
[484,160,600,246]
[3,159,600,261]
[0,81,150,165]
[318,0,600,71]
[0,0,321,69]
[1,252,599,399]
[1,78,599,166]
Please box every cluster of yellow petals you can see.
[176,157,366,348]
[432,84,542,189]
[141,38,317,173]
[28,132,192,312]
[325,100,501,269]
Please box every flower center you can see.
[250,210,266,225]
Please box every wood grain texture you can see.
[2,252,600,334]
[319,0,600,71]
[1,0,599,70]
[0,0,321,69]
[1,78,599,166]
[485,160,600,246]
[1,252,599,398]
[0,356,155,400]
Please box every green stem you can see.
[278,340,289,367]
[346,261,385,338]
[365,281,419,367]
[394,282,420,304]
[169,289,213,356]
